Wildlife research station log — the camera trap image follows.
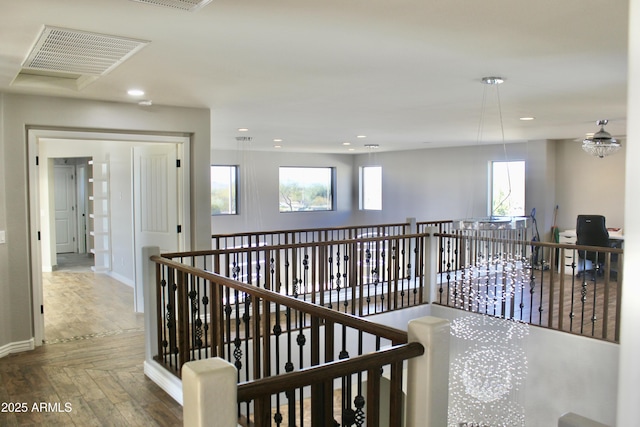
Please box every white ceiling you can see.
[0,0,629,153]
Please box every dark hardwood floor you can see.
[0,254,183,426]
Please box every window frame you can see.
[210,164,239,216]
[278,166,335,213]
[359,165,382,211]
[489,160,525,217]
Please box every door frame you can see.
[75,161,89,254]
[28,127,191,346]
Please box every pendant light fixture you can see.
[454,76,527,231]
[582,119,620,158]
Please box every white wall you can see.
[431,306,618,427]
[617,0,640,423]
[211,149,355,234]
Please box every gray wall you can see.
[351,140,558,240]
[211,139,625,244]
[0,94,8,348]
[554,138,626,231]
[0,93,211,350]
[211,149,355,234]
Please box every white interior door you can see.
[54,165,76,253]
[133,144,181,311]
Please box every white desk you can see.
[557,229,623,275]
[560,228,624,241]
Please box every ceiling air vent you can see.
[13,26,148,91]
[129,0,214,11]
[236,136,253,142]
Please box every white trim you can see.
[144,359,183,405]
[0,338,35,359]
[28,130,44,346]
[28,128,192,347]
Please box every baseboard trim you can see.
[144,359,183,405]
[0,338,35,359]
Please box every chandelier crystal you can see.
[582,119,620,158]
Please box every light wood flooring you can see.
[0,254,183,426]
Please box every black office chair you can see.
[576,215,610,278]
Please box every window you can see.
[211,165,238,215]
[490,160,525,217]
[360,166,382,210]
[279,167,334,212]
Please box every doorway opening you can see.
[53,157,92,271]
[29,128,191,346]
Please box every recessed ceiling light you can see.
[519,117,535,121]
[138,100,153,106]
[274,145,282,149]
[238,128,249,132]
[348,148,355,151]
[356,135,367,139]
[342,142,351,146]
[273,138,283,142]
[127,88,145,96]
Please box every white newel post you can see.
[182,358,238,427]
[143,246,161,363]
[424,227,439,304]
[406,217,417,234]
[406,316,450,427]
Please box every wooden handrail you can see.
[164,232,432,259]
[236,342,424,402]
[433,232,624,253]
[211,221,411,239]
[151,255,409,343]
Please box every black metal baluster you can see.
[243,293,251,393]
[538,250,545,325]
[591,254,599,337]
[285,305,295,426]
[365,245,372,315]
[412,238,419,306]
[189,275,202,361]
[273,301,283,426]
[402,238,409,308]
[340,325,353,427]
[372,241,380,314]
[443,237,450,305]
[344,251,351,314]
[202,278,210,359]
[224,287,232,363]
[569,252,578,332]
[296,269,307,427]
[328,244,334,310]
[167,268,178,371]
[159,268,168,368]
[579,250,588,334]
[354,330,365,427]
[336,245,343,313]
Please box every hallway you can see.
[0,263,183,426]
[44,254,143,344]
